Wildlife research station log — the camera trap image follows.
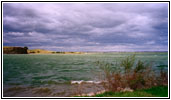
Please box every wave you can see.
[71,80,105,84]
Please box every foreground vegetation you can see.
[78,55,168,97]
[95,86,168,97]
[96,55,167,90]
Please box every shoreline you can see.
[3,83,168,97]
[3,82,105,97]
[3,51,168,55]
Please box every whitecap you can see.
[71,80,103,84]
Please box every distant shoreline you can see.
[3,46,168,54]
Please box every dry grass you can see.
[96,55,168,92]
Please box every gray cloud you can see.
[3,3,168,51]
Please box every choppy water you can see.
[3,52,168,96]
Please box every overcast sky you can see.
[3,3,168,51]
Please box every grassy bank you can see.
[94,86,168,97]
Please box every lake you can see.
[3,52,168,97]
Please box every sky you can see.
[3,3,168,52]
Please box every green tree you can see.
[24,46,28,50]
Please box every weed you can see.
[96,55,168,92]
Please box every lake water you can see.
[3,52,168,97]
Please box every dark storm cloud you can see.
[3,3,168,51]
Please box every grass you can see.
[94,86,168,97]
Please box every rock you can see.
[154,83,157,86]
[86,92,95,96]
[121,87,133,92]
[117,87,123,91]
[76,89,107,96]
[96,90,106,94]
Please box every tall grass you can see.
[96,55,168,92]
